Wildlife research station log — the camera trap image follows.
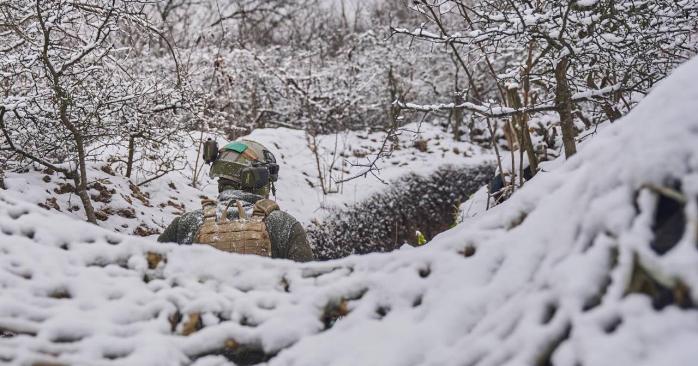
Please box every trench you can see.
[307,164,495,260]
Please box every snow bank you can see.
[1,56,698,365]
[1,162,208,238]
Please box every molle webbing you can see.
[195,198,279,257]
[196,217,271,256]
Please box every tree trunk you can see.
[67,113,98,224]
[387,66,402,149]
[555,56,577,158]
[126,135,135,178]
[506,87,538,174]
[56,79,97,224]
[192,129,205,189]
[387,66,399,126]
[451,59,464,141]
[453,93,464,141]
[503,120,519,151]
[72,171,97,224]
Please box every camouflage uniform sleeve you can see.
[286,222,314,262]
[266,211,314,262]
[157,216,181,243]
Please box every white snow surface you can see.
[1,57,698,365]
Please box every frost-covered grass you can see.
[0,56,697,366]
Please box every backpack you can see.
[194,198,279,257]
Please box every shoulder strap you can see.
[253,199,279,218]
[201,199,217,223]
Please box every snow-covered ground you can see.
[1,56,697,366]
[2,122,490,234]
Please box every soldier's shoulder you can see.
[170,209,205,244]
[266,209,299,224]
[264,209,303,236]
[176,209,205,231]
[179,208,204,222]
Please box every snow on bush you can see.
[308,164,494,260]
[1,57,698,365]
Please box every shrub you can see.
[308,164,494,260]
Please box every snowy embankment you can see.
[2,122,489,235]
[1,57,698,366]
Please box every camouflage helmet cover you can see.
[209,139,277,195]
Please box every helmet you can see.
[209,139,279,196]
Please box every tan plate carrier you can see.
[195,198,279,257]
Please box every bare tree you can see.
[393,0,698,161]
[0,0,180,223]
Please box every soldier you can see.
[157,139,313,262]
